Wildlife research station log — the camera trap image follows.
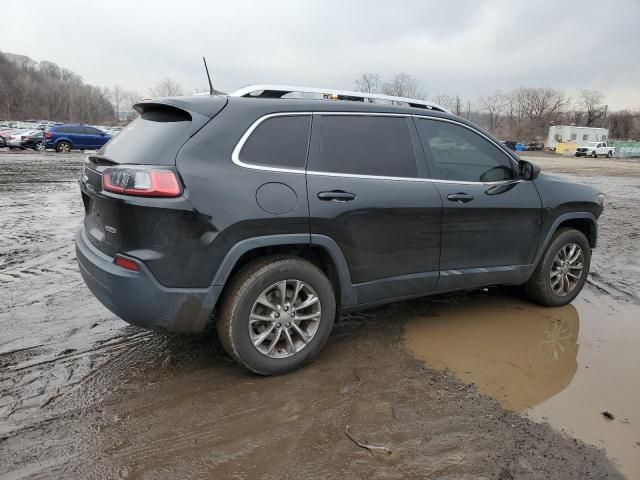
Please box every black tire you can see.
[217,256,336,375]
[591,150,597,158]
[524,228,591,307]
[56,141,71,153]
[607,151,613,158]
[34,142,46,152]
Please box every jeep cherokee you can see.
[76,85,604,375]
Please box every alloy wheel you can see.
[550,243,584,296]
[249,279,321,359]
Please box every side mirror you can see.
[518,160,541,181]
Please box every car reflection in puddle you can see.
[404,295,579,411]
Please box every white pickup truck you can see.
[575,142,615,158]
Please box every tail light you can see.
[102,167,181,197]
[45,131,53,138]
[114,254,140,272]
[21,136,28,141]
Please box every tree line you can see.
[0,51,115,124]
[355,73,640,141]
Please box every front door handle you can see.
[447,193,474,203]
[317,190,357,202]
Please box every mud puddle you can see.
[405,290,640,478]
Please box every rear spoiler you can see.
[134,95,228,118]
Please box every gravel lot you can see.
[1,150,638,479]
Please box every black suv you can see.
[76,86,604,375]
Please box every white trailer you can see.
[547,125,609,150]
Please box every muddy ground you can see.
[1,150,639,479]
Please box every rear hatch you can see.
[80,96,227,261]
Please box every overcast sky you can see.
[2,0,639,109]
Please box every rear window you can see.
[314,115,417,178]
[239,115,311,169]
[99,105,193,165]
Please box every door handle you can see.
[317,190,356,202]
[447,193,474,203]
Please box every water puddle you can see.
[404,291,640,478]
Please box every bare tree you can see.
[109,85,125,120]
[479,91,506,133]
[579,89,606,126]
[149,78,183,97]
[354,73,381,93]
[381,73,423,99]
[431,94,456,111]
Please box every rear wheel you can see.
[591,150,597,158]
[56,141,71,153]
[217,256,336,375]
[525,228,591,307]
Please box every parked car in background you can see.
[76,85,604,375]
[6,129,34,149]
[575,142,615,158]
[526,142,544,151]
[19,130,45,151]
[0,128,15,148]
[515,142,526,151]
[44,124,112,152]
[501,140,517,151]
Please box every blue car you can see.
[44,124,111,153]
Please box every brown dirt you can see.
[0,149,636,479]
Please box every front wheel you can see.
[34,142,46,152]
[217,256,336,375]
[524,228,591,307]
[607,151,613,158]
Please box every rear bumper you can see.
[75,227,220,333]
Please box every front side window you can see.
[314,115,417,177]
[239,115,311,169]
[415,118,515,182]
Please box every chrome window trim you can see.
[231,111,520,185]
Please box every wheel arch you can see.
[212,234,355,309]
[534,212,597,268]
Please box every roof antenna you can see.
[202,56,214,95]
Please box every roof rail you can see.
[229,85,452,114]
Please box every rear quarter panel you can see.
[175,103,311,286]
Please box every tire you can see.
[34,142,46,152]
[607,151,613,158]
[524,228,591,307]
[217,256,336,375]
[56,141,71,153]
[591,150,597,158]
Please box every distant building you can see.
[547,125,609,150]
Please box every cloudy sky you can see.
[2,0,639,109]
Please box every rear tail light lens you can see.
[21,136,28,141]
[102,167,181,197]
[45,131,53,138]
[114,254,140,272]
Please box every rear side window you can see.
[314,115,417,178]
[239,115,311,169]
[415,118,515,182]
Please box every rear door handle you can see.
[447,193,474,203]
[317,190,357,202]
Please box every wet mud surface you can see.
[1,150,638,478]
